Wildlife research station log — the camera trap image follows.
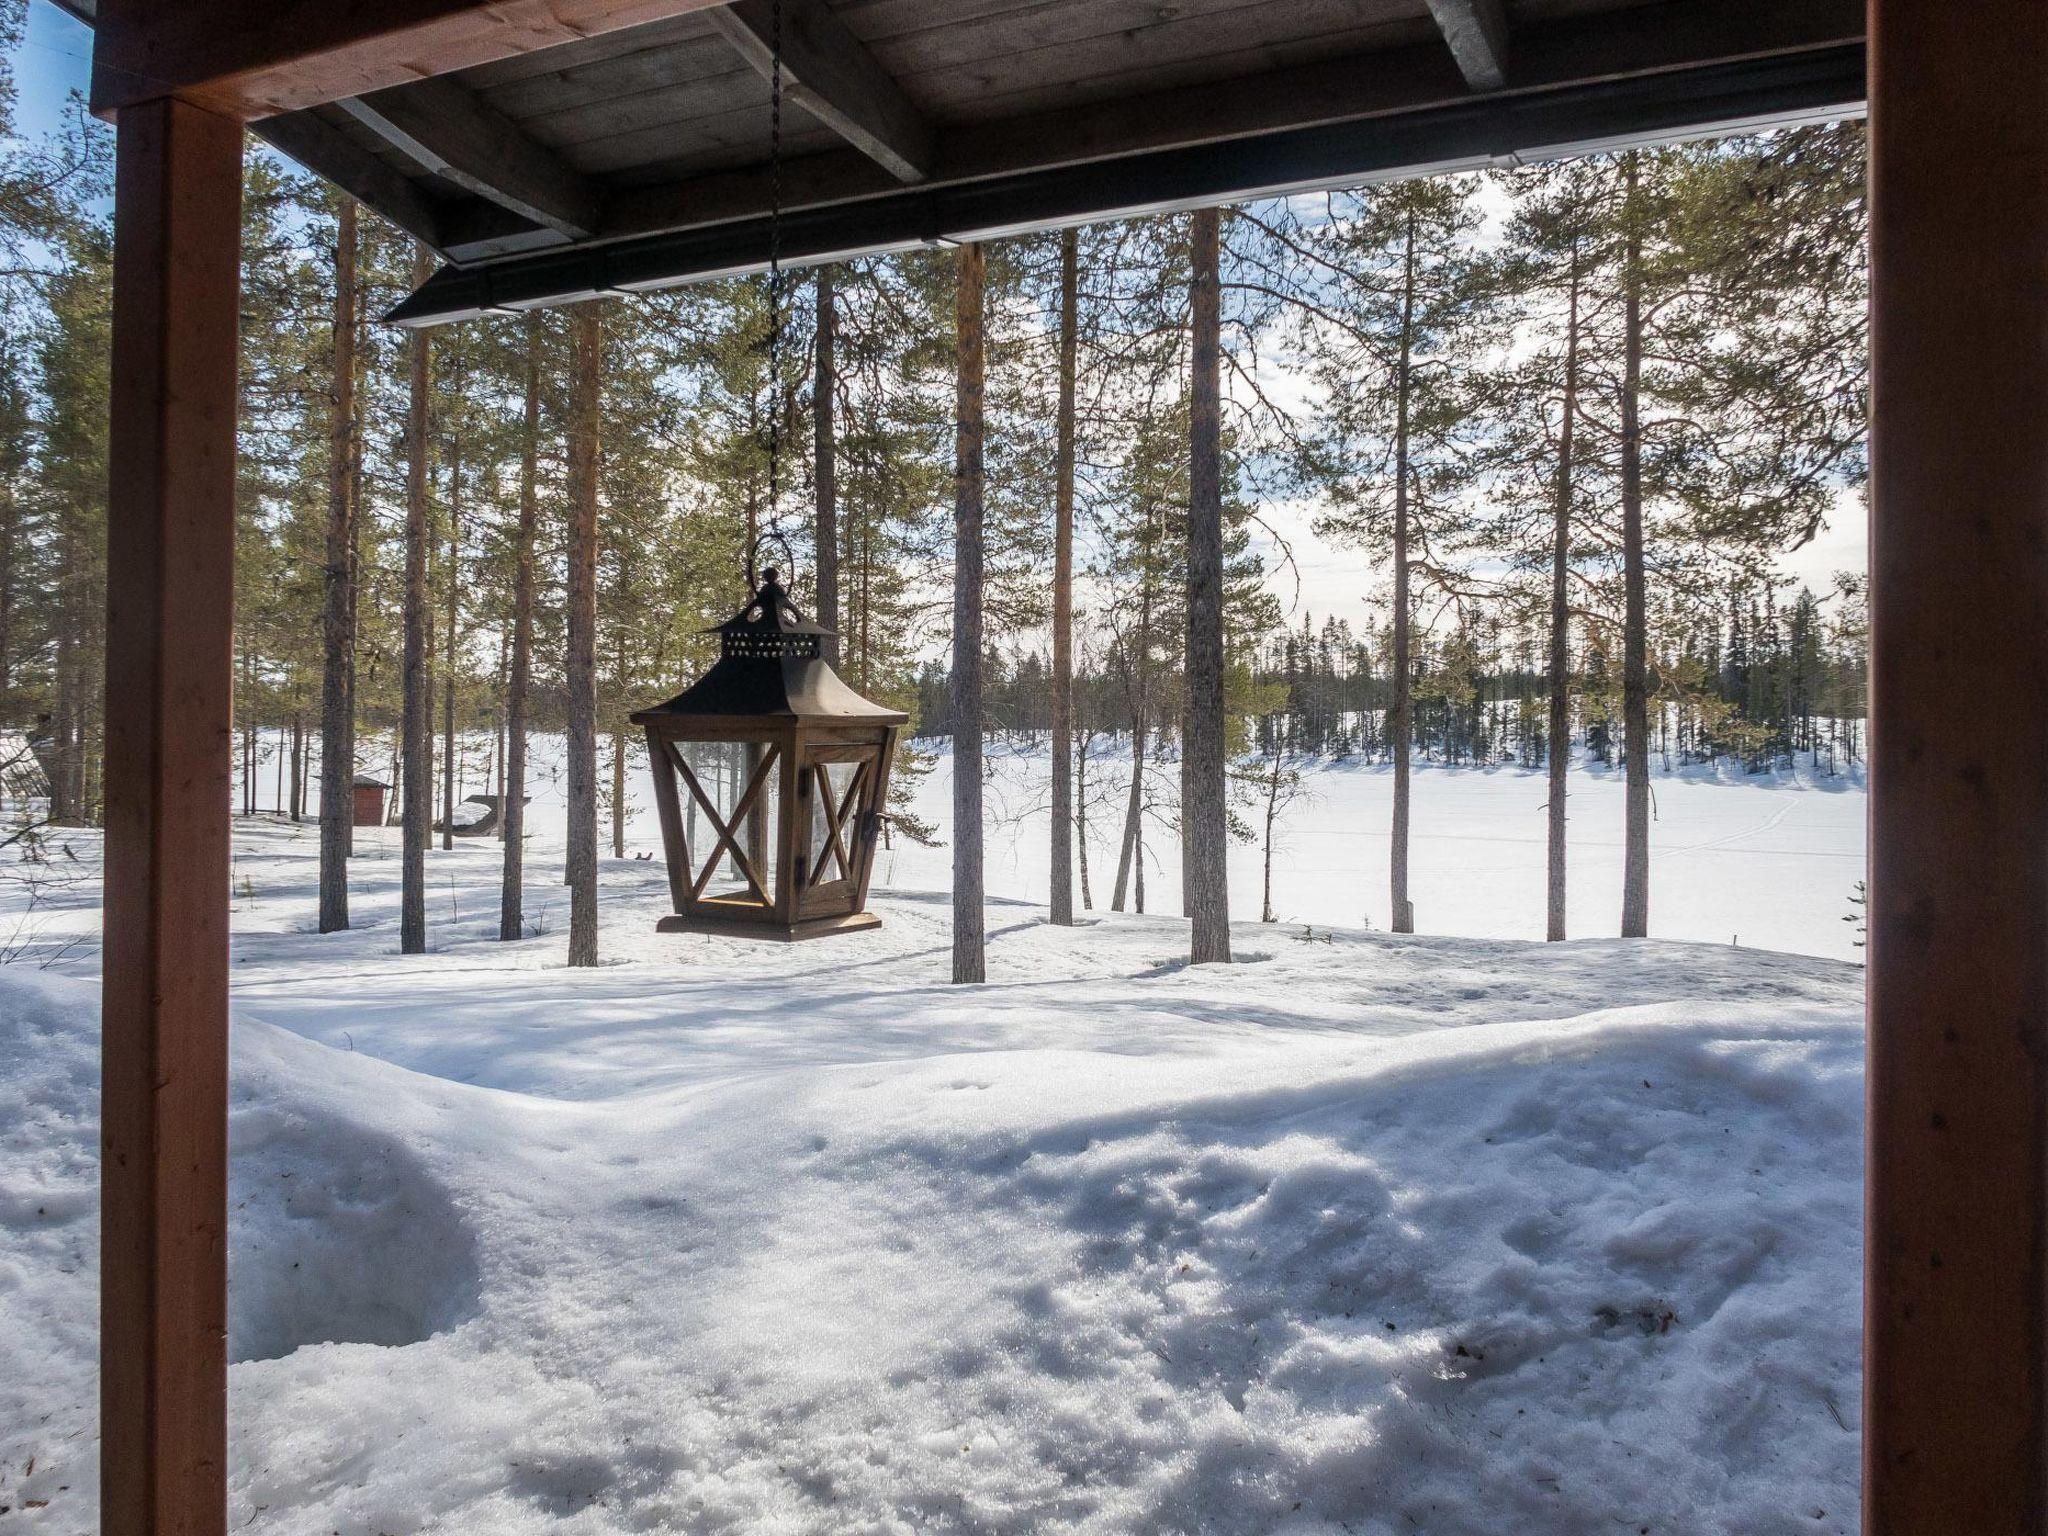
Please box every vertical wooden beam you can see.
[100,95,242,1536]
[1864,3,2048,1533]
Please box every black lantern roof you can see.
[631,570,909,725]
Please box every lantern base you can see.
[655,911,883,942]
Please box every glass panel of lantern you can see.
[795,750,871,918]
[676,739,783,913]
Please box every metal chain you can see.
[757,0,787,588]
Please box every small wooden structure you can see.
[434,793,526,837]
[349,774,389,827]
[634,570,903,940]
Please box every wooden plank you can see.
[646,736,696,915]
[101,93,242,1536]
[458,9,724,91]
[1863,2,2048,1531]
[707,0,935,182]
[90,0,739,121]
[590,0,1857,239]
[482,34,752,133]
[253,108,444,246]
[571,101,843,181]
[871,0,1411,91]
[339,77,601,238]
[775,728,803,922]
[388,0,1860,321]
[1424,0,1509,89]
[437,198,575,263]
[854,728,896,911]
[834,0,1048,46]
[911,19,1436,129]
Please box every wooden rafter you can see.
[338,78,600,241]
[390,0,1864,325]
[1424,0,1510,91]
[89,0,740,121]
[252,110,445,247]
[706,0,934,184]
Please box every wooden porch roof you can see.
[70,0,1863,324]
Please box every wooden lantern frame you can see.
[633,571,906,940]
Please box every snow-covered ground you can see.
[308,731,1869,961]
[888,744,1869,962]
[4,745,1868,1533]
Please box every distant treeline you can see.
[916,577,1867,777]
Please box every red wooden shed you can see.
[349,774,389,828]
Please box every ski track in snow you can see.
[1,749,1867,1534]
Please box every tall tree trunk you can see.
[611,632,627,860]
[1547,243,1582,943]
[858,523,872,691]
[951,242,987,984]
[1184,206,1231,963]
[288,707,303,822]
[1262,755,1282,923]
[317,197,358,932]
[1619,154,1651,939]
[1050,226,1079,925]
[814,265,840,662]
[1076,727,1094,911]
[612,727,627,860]
[501,314,541,940]
[50,526,78,824]
[400,242,433,956]
[493,631,507,840]
[565,301,603,967]
[1389,207,1417,934]
[239,640,253,816]
[1112,704,1146,912]
[442,419,463,852]
[344,313,366,857]
[1134,766,1147,915]
[1112,535,1153,914]
[0,467,16,714]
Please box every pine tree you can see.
[564,300,603,967]
[952,242,987,984]
[399,242,434,955]
[1048,226,1079,927]
[1184,206,1230,964]
[317,195,358,932]
[1304,175,1496,933]
[500,313,543,940]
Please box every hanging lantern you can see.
[633,569,907,940]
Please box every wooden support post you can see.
[100,95,242,1536]
[1865,3,2048,1532]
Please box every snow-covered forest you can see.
[1,16,1865,961]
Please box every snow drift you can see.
[2,827,1864,1533]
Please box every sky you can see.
[14,1,88,137]
[6,0,1865,640]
